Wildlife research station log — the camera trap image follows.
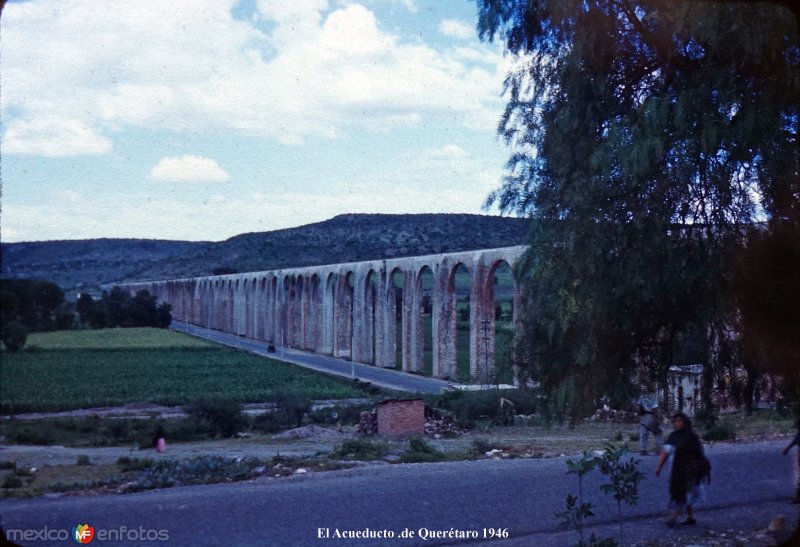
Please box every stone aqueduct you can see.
[127,246,525,383]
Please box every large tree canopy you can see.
[477,0,799,418]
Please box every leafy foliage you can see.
[477,0,800,418]
[1,321,29,352]
[557,451,601,543]
[400,436,448,463]
[733,221,800,405]
[185,398,246,438]
[598,444,645,544]
[0,278,68,332]
[78,287,171,329]
[333,438,388,460]
[557,444,643,546]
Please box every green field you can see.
[0,329,364,413]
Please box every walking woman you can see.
[655,413,711,527]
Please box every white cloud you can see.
[439,19,474,40]
[2,118,113,157]
[428,144,470,159]
[149,155,231,183]
[1,0,504,153]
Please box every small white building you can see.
[667,364,704,416]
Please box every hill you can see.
[1,214,529,294]
[0,239,209,295]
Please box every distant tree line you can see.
[76,286,172,330]
[0,279,172,352]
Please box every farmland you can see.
[0,328,364,414]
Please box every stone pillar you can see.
[351,271,367,363]
[334,274,353,359]
[408,269,424,374]
[321,274,335,355]
[471,260,495,383]
[373,266,392,368]
[435,261,457,380]
[379,270,398,369]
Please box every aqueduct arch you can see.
[125,246,525,384]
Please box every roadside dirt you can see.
[2,409,796,546]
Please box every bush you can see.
[470,438,494,457]
[1,321,29,352]
[252,413,286,434]
[432,389,538,427]
[693,406,718,430]
[117,457,156,472]
[702,423,736,442]
[76,454,91,466]
[309,403,373,426]
[274,389,311,428]
[186,398,245,438]
[401,436,447,463]
[333,438,388,460]
[2,475,23,489]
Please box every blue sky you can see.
[1,0,515,242]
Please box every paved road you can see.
[170,321,454,395]
[1,440,794,546]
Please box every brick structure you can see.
[123,246,524,385]
[376,399,425,437]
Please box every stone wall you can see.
[376,399,425,437]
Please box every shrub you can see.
[702,423,736,442]
[1,321,29,352]
[471,438,494,457]
[252,412,289,434]
[401,436,447,463]
[117,457,156,472]
[274,389,311,428]
[76,454,91,466]
[186,398,245,438]
[333,438,388,460]
[431,389,538,427]
[9,425,53,445]
[2,475,23,489]
[309,403,373,426]
[693,406,718,430]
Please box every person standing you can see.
[655,413,710,527]
[153,424,166,453]
[782,420,800,503]
[638,391,662,456]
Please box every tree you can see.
[1,321,29,352]
[156,303,173,328]
[734,221,800,406]
[0,279,66,331]
[0,290,19,325]
[102,286,131,328]
[477,1,799,419]
[76,293,96,322]
[122,290,159,327]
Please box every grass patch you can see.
[0,463,120,499]
[0,329,365,413]
[333,438,389,460]
[0,416,213,448]
[20,328,217,350]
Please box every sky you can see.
[0,0,516,243]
